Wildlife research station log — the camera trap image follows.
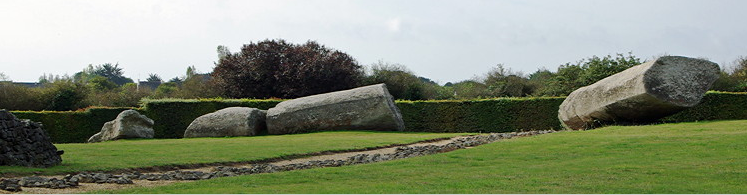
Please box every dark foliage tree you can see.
[73,63,133,85]
[146,74,163,82]
[212,39,364,99]
[93,63,133,85]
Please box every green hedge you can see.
[398,97,565,133]
[661,91,747,122]
[8,92,747,143]
[11,107,135,143]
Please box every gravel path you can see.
[3,130,556,194]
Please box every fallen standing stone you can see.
[266,83,405,135]
[87,110,154,143]
[184,107,267,138]
[558,56,720,130]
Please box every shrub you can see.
[212,39,364,99]
[365,62,428,100]
[43,80,89,111]
[484,64,535,97]
[0,82,47,110]
[536,53,641,96]
[84,83,152,107]
[86,76,118,92]
[451,80,490,99]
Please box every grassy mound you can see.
[0,131,466,176]
[109,120,747,194]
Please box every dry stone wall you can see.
[0,110,62,168]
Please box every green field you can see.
[108,120,747,194]
[0,131,466,176]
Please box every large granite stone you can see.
[266,83,405,135]
[184,107,267,138]
[87,110,154,143]
[0,110,62,168]
[558,56,720,130]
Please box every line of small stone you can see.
[0,130,556,192]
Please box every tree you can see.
[146,74,163,82]
[483,64,534,97]
[0,72,9,81]
[93,63,133,85]
[44,80,88,111]
[365,62,427,100]
[451,80,490,99]
[217,45,231,60]
[168,77,183,84]
[87,76,118,91]
[73,63,134,85]
[153,82,178,98]
[212,39,364,99]
[172,66,220,99]
[535,53,641,96]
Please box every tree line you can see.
[1,39,746,111]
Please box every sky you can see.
[1,0,746,84]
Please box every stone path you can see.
[0,130,556,194]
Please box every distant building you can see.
[137,80,161,91]
[9,82,42,88]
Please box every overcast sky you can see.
[1,0,746,84]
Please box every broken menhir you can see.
[558,56,720,130]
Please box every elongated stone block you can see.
[184,107,266,138]
[266,83,405,134]
[558,56,720,130]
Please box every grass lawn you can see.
[108,120,747,194]
[0,131,466,176]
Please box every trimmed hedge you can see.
[11,107,135,143]
[7,92,747,143]
[661,91,747,122]
[398,97,565,133]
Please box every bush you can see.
[450,80,490,99]
[84,83,152,107]
[483,64,535,97]
[365,62,429,100]
[0,82,47,110]
[172,74,221,99]
[212,39,364,99]
[536,53,641,96]
[43,80,89,111]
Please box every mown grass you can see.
[0,131,467,176]
[108,120,747,194]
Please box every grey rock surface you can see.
[184,107,267,138]
[0,110,62,168]
[87,110,154,143]
[266,83,405,135]
[558,56,720,130]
